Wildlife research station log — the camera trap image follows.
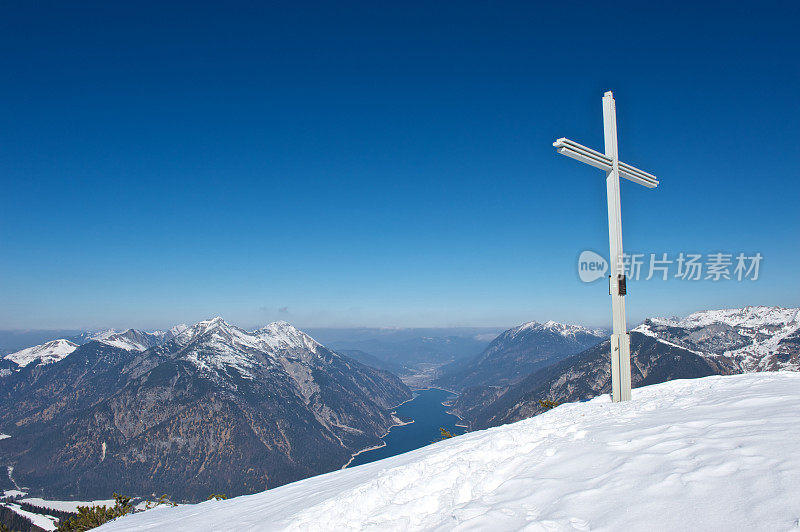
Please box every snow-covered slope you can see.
[634,305,800,372]
[99,372,800,531]
[3,339,78,368]
[18,497,116,513]
[0,502,58,531]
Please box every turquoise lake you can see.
[347,388,465,468]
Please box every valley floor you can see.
[98,372,800,531]
[398,362,448,389]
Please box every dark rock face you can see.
[435,321,605,397]
[0,319,410,501]
[638,321,752,357]
[446,385,507,425]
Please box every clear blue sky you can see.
[1,1,798,330]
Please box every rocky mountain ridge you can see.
[2,324,191,373]
[634,306,800,372]
[0,318,411,501]
[435,320,606,391]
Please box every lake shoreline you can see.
[344,388,463,469]
[341,394,417,469]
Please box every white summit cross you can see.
[553,91,659,402]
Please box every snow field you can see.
[98,372,800,531]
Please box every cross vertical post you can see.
[553,91,659,403]
[603,91,631,402]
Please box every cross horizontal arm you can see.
[553,137,659,188]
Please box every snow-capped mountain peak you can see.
[3,339,78,368]
[197,316,226,330]
[87,329,121,342]
[172,317,320,352]
[170,318,324,381]
[88,329,118,340]
[149,323,190,343]
[173,317,231,345]
[438,318,608,390]
[513,320,605,339]
[515,320,540,329]
[253,320,321,352]
[543,320,605,338]
[168,323,188,337]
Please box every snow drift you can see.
[99,372,800,531]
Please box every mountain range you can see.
[0,325,191,375]
[0,319,410,501]
[450,306,799,429]
[2,305,796,504]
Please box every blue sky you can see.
[1,1,798,330]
